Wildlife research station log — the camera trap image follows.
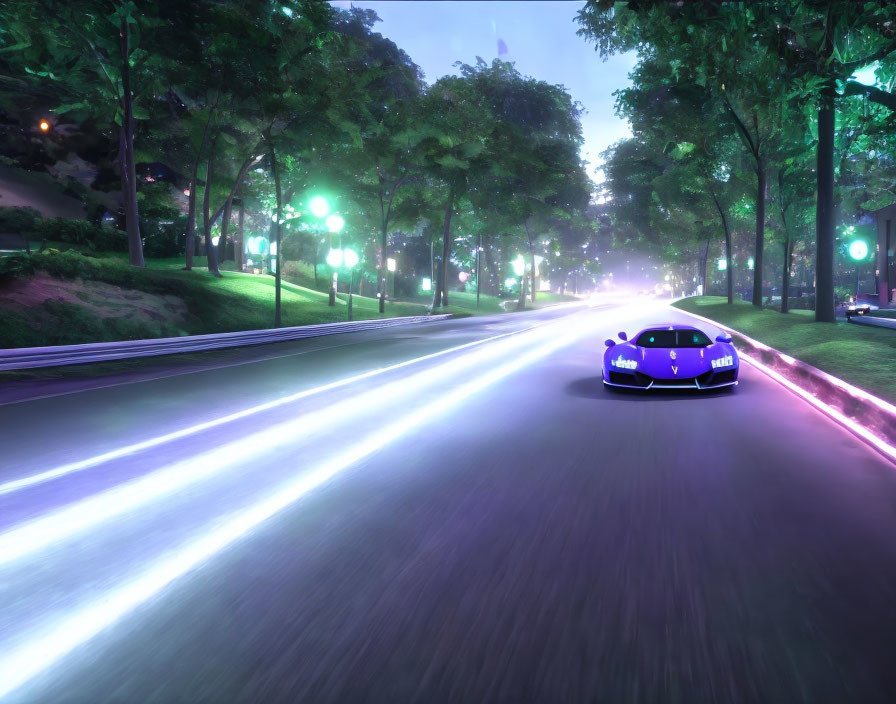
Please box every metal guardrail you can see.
[0,315,452,371]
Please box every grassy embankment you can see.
[0,251,431,348]
[673,296,896,404]
[0,248,576,349]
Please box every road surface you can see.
[2,300,896,703]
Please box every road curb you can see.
[677,307,896,463]
[0,314,453,371]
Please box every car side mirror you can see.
[605,339,616,347]
[715,333,732,343]
[618,331,628,341]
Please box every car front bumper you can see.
[603,368,738,390]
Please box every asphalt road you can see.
[2,300,896,703]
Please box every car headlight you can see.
[610,356,637,370]
[711,355,734,369]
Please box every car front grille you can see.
[651,377,697,388]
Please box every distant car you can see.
[603,324,739,391]
[838,296,879,317]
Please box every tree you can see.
[0,0,179,266]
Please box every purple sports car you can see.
[602,324,739,391]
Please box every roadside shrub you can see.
[34,218,95,245]
[0,206,41,235]
[33,217,128,252]
[91,227,129,253]
[32,249,95,279]
[787,296,815,310]
[0,252,36,280]
[142,217,185,258]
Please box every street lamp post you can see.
[476,233,482,309]
[326,247,358,320]
[324,213,344,307]
[848,239,869,302]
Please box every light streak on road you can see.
[0,324,552,497]
[0,310,592,700]
[0,313,599,567]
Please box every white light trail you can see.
[0,314,589,700]
[0,315,589,567]
[0,325,550,497]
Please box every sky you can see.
[329,0,636,182]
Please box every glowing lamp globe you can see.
[326,249,343,267]
[342,248,359,268]
[848,240,868,261]
[325,214,345,233]
[309,196,330,219]
[458,271,470,283]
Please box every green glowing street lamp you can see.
[309,195,330,219]
[327,247,359,320]
[848,239,868,262]
[848,239,869,302]
[323,213,345,306]
[325,214,345,233]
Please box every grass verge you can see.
[673,296,896,404]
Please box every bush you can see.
[0,206,41,235]
[786,296,815,310]
[142,217,185,258]
[33,217,128,252]
[0,252,36,280]
[34,218,95,245]
[92,227,129,253]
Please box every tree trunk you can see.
[711,190,733,304]
[267,134,283,327]
[778,169,792,314]
[815,80,836,322]
[752,159,766,307]
[119,17,144,267]
[524,219,536,303]
[782,238,793,314]
[378,178,388,314]
[202,138,221,277]
[215,153,256,264]
[185,109,214,270]
[234,198,244,271]
[476,232,482,308]
[432,194,453,308]
[700,236,710,296]
[218,194,233,264]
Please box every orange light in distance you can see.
[38,120,50,132]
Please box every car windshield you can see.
[636,330,712,348]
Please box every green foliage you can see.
[0,253,36,280]
[142,217,185,258]
[33,219,128,252]
[0,207,41,235]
